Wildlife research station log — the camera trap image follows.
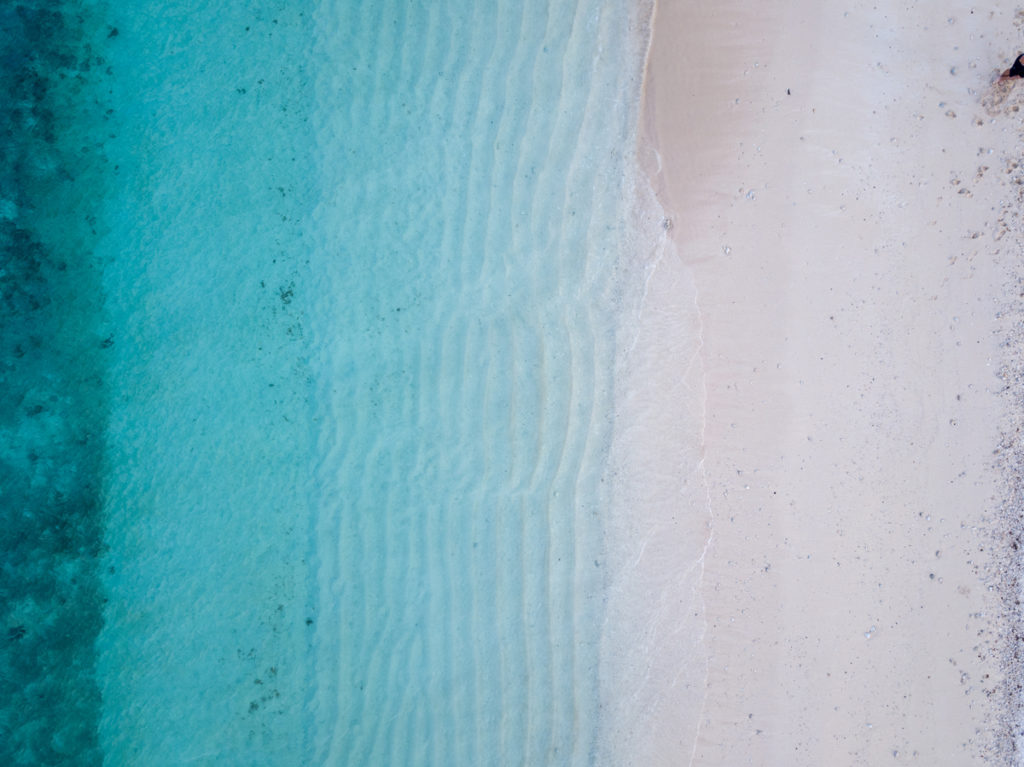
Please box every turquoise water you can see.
[2,1,655,764]
[1,3,112,763]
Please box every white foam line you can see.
[624,223,670,358]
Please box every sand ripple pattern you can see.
[308,1,648,763]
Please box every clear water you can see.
[2,1,664,764]
[307,3,655,764]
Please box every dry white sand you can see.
[630,0,1024,763]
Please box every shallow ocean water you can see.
[2,1,661,764]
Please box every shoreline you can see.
[595,5,710,765]
[637,0,1022,762]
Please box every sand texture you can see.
[641,0,1024,763]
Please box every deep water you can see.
[0,2,115,764]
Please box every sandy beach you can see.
[636,0,1024,763]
